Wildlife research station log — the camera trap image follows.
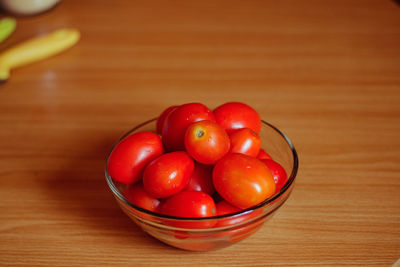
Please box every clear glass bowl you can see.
[105,119,298,251]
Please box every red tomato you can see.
[213,102,261,134]
[215,200,242,225]
[107,131,164,184]
[184,120,230,164]
[215,200,261,226]
[213,153,276,209]
[162,103,215,151]
[228,219,264,243]
[257,148,272,160]
[124,183,160,212]
[184,163,215,195]
[229,128,261,157]
[214,200,262,242]
[156,105,178,135]
[260,159,288,192]
[161,191,216,228]
[142,151,194,198]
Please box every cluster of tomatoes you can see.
[107,102,287,226]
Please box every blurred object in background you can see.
[0,28,80,82]
[0,0,60,16]
[0,17,16,43]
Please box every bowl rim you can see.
[105,118,299,222]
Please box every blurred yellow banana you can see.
[0,28,80,81]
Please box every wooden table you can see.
[1,0,399,266]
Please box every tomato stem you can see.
[196,129,205,138]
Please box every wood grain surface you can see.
[0,0,399,266]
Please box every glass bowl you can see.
[105,118,298,251]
